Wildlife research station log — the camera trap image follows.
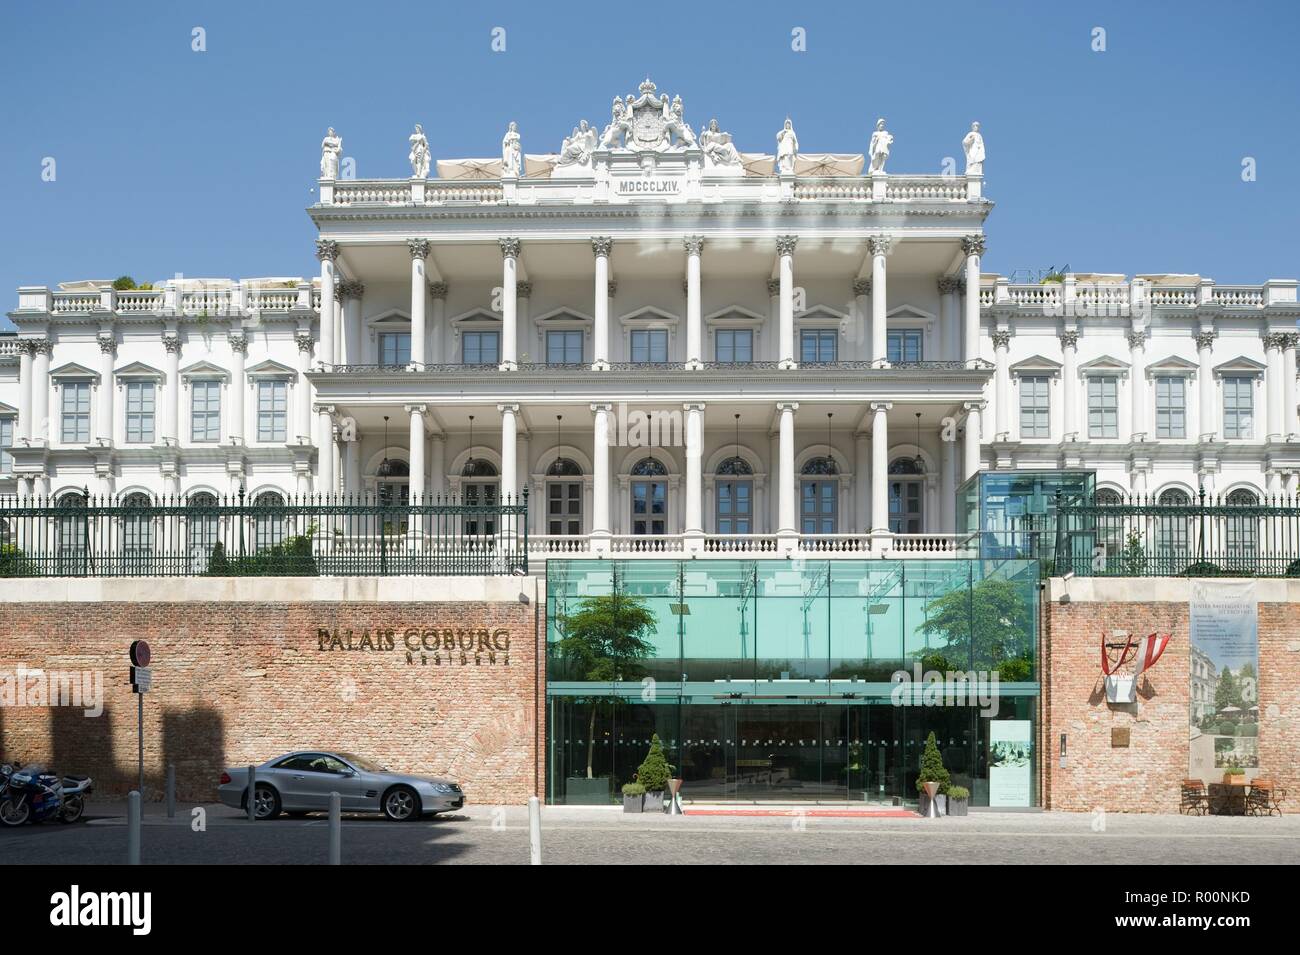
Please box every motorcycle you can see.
[0,765,94,826]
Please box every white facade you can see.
[3,80,1298,560]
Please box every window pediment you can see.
[1078,354,1131,378]
[534,307,593,337]
[1213,356,1266,378]
[704,305,765,329]
[794,304,849,328]
[1146,355,1198,379]
[114,361,165,382]
[180,360,231,382]
[49,362,99,383]
[450,308,502,338]
[619,305,679,328]
[1010,354,1063,377]
[245,358,296,380]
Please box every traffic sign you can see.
[129,640,152,668]
[130,665,152,694]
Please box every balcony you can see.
[979,277,1297,316]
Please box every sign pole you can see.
[129,640,153,801]
[137,692,144,796]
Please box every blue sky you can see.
[2,0,1298,329]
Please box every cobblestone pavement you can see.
[3,802,1296,865]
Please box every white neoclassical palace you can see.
[3,79,1298,558]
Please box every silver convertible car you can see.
[217,751,464,821]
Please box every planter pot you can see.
[918,786,945,817]
[947,797,969,817]
[622,794,644,813]
[644,790,666,813]
[564,776,611,805]
[1223,774,1247,786]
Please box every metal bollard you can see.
[528,795,542,865]
[328,791,341,865]
[165,763,175,819]
[246,765,256,822]
[127,790,141,865]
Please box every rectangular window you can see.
[630,329,668,363]
[1087,376,1118,439]
[60,382,91,444]
[716,329,753,364]
[1223,376,1254,439]
[886,329,923,363]
[1155,376,1186,439]
[379,332,412,367]
[1019,376,1051,438]
[546,329,584,364]
[256,380,288,443]
[124,381,156,444]
[800,329,837,363]
[0,417,12,474]
[191,380,222,443]
[463,330,500,366]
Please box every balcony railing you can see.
[1055,491,1300,578]
[318,359,991,375]
[526,532,976,560]
[0,489,528,578]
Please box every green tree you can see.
[917,576,1033,680]
[916,731,950,793]
[1214,668,1240,712]
[554,572,657,779]
[636,733,674,792]
[111,276,137,291]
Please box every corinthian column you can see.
[408,239,429,370]
[229,332,247,443]
[316,239,338,368]
[592,237,612,370]
[992,329,1011,439]
[97,332,116,444]
[1284,334,1298,437]
[1264,332,1285,440]
[1060,330,1079,440]
[684,236,704,369]
[499,237,519,370]
[777,236,797,369]
[1195,329,1216,440]
[161,331,180,444]
[1127,329,1147,439]
[961,235,985,366]
[869,236,890,365]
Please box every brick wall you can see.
[1044,579,1300,812]
[0,579,544,806]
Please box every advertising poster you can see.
[1189,580,1259,781]
[989,719,1033,807]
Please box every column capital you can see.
[590,402,614,414]
[683,235,705,256]
[499,236,522,259]
[766,278,781,296]
[312,403,337,416]
[163,334,182,355]
[97,333,117,355]
[991,329,1012,350]
[228,333,248,355]
[407,238,430,260]
[1263,331,1289,350]
[337,279,366,300]
[1126,330,1147,350]
[404,404,428,416]
[497,403,520,415]
[869,401,893,413]
[591,236,613,258]
[776,401,799,413]
[315,239,340,262]
[683,401,706,412]
[962,400,987,414]
[961,234,986,257]
[295,332,314,352]
[1281,332,1300,350]
[515,281,533,298]
[853,278,872,297]
[1194,330,1217,350]
[867,235,892,257]
[937,275,963,296]
[775,235,798,257]
[1058,329,1080,349]
[428,281,449,300]
[32,338,53,357]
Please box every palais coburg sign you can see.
[317,626,511,666]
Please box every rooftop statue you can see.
[557,120,597,169]
[775,118,799,175]
[868,118,893,174]
[599,96,631,149]
[502,121,522,177]
[700,119,743,170]
[408,124,430,179]
[320,127,342,179]
[669,95,696,147]
[962,121,985,176]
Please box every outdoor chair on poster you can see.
[1245,779,1284,817]
[1179,779,1209,816]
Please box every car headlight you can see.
[431,783,454,794]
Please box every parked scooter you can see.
[0,765,94,825]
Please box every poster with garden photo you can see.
[989,719,1032,807]
[1189,580,1259,781]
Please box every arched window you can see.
[254,491,286,552]
[887,457,923,533]
[461,459,499,536]
[1094,488,1124,556]
[56,492,87,574]
[119,492,154,571]
[630,458,667,535]
[1155,488,1191,572]
[716,457,753,534]
[1225,488,1259,565]
[1095,488,1122,506]
[800,457,839,534]
[188,492,219,572]
[461,459,497,478]
[546,458,583,536]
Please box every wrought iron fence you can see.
[1055,489,1300,578]
[0,487,528,578]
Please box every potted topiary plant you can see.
[945,784,970,816]
[1222,764,1246,786]
[637,733,674,813]
[621,781,646,813]
[916,731,951,816]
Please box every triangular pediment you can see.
[180,360,230,381]
[1145,355,1199,376]
[366,308,411,326]
[796,303,850,322]
[245,358,296,378]
[1078,354,1131,375]
[49,362,99,381]
[113,360,164,380]
[0,401,17,415]
[534,307,593,325]
[449,307,502,326]
[619,305,679,325]
[705,304,766,325]
[1213,355,1267,376]
[1010,354,1063,375]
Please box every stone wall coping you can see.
[1049,576,1300,604]
[0,576,544,604]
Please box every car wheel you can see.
[0,799,30,827]
[251,784,281,820]
[382,785,420,821]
